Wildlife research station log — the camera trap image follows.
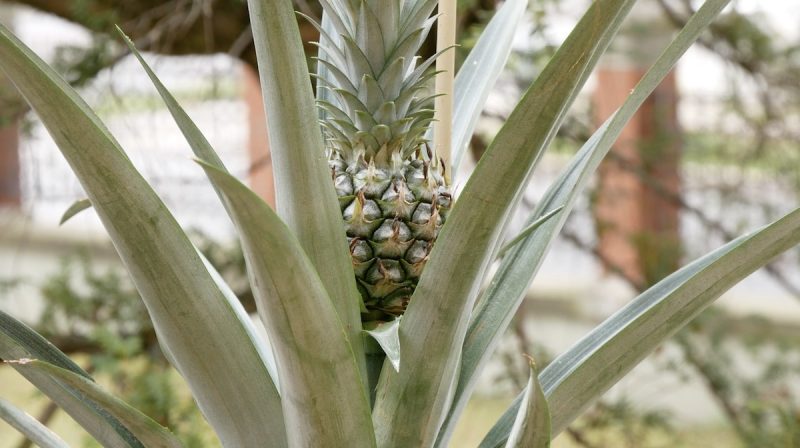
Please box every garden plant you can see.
[1,0,799,446]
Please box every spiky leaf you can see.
[0,312,141,447]
[372,2,636,446]
[13,360,182,448]
[247,0,367,383]
[0,24,286,447]
[451,0,529,172]
[505,361,550,448]
[481,205,800,446]
[441,0,732,443]
[196,160,376,448]
[0,398,69,448]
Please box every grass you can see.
[0,363,742,448]
[449,396,741,448]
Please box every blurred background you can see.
[0,0,799,446]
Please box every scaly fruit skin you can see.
[315,0,452,322]
[333,150,451,322]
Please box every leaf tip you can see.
[59,198,92,226]
[523,353,538,371]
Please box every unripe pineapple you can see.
[313,0,452,322]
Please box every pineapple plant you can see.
[1,0,798,447]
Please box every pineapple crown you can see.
[310,0,442,166]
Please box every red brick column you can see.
[593,69,682,287]
[0,10,21,209]
[0,120,20,207]
[242,64,275,208]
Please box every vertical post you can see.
[242,63,275,208]
[592,3,681,287]
[433,0,456,181]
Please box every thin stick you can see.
[433,0,456,182]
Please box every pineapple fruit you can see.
[313,0,452,322]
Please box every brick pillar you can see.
[0,119,20,207]
[0,8,20,208]
[242,64,275,208]
[592,4,681,287]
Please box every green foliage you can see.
[37,252,149,346]
[2,0,799,447]
[674,311,800,448]
[4,247,235,447]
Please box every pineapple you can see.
[313,0,452,322]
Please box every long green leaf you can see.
[448,1,732,444]
[505,362,550,448]
[53,32,282,389]
[0,312,87,377]
[372,2,635,446]
[0,398,69,448]
[544,214,800,432]
[36,211,280,393]
[497,206,564,256]
[439,124,610,447]
[120,30,281,387]
[0,25,286,447]
[196,160,376,448]
[480,210,800,447]
[197,249,280,385]
[246,0,366,382]
[0,312,141,447]
[14,360,182,448]
[451,0,528,172]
